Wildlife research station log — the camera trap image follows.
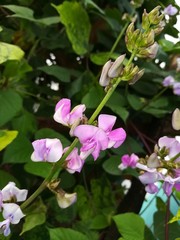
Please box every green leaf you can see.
[3,134,33,163]
[53,1,91,55]
[0,42,24,64]
[0,130,18,151]
[2,5,60,26]
[12,110,37,136]
[38,65,71,83]
[103,156,121,176]
[169,208,180,224]
[106,103,129,122]
[82,86,104,108]
[89,214,109,229]
[113,213,145,240]
[21,198,47,235]
[0,170,19,189]
[127,94,144,110]
[90,52,119,65]
[84,0,104,14]
[154,211,180,240]
[0,89,23,127]
[24,161,54,178]
[48,228,89,240]
[35,128,70,147]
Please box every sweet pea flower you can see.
[164,4,178,16]
[53,98,86,127]
[162,176,180,196]
[145,183,159,194]
[98,114,126,148]
[1,182,27,203]
[74,125,109,161]
[64,147,84,173]
[31,138,63,162]
[162,75,175,87]
[118,153,139,170]
[173,82,180,96]
[0,203,25,236]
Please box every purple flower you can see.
[73,125,108,160]
[158,136,180,162]
[1,182,27,202]
[164,4,178,16]
[145,183,159,194]
[0,203,25,236]
[53,98,86,127]
[64,147,84,173]
[98,114,126,148]
[119,153,139,170]
[139,171,162,185]
[162,76,175,87]
[173,82,180,96]
[31,138,63,162]
[162,176,180,196]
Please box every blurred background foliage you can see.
[0,0,180,239]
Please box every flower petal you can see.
[53,98,71,126]
[46,138,63,162]
[98,114,116,132]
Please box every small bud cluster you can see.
[0,182,28,236]
[126,6,164,59]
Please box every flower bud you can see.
[99,60,112,86]
[147,153,160,168]
[137,42,159,59]
[122,63,140,81]
[108,54,126,78]
[172,108,180,130]
[129,68,145,85]
[56,189,77,208]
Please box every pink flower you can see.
[173,82,180,96]
[164,4,178,16]
[98,114,126,148]
[31,138,63,162]
[119,153,139,170]
[162,176,180,196]
[145,183,159,194]
[1,182,27,202]
[73,125,109,160]
[64,147,84,174]
[53,98,86,127]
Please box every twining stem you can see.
[165,196,170,240]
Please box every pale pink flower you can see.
[162,75,175,87]
[64,147,84,173]
[53,98,86,127]
[164,4,178,16]
[31,138,63,162]
[56,190,77,208]
[118,153,139,170]
[1,182,27,202]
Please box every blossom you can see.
[56,190,77,208]
[1,182,27,202]
[98,114,126,148]
[31,138,63,162]
[158,136,180,162]
[173,82,180,96]
[64,147,84,173]
[99,60,112,87]
[164,4,178,16]
[162,75,175,87]
[118,153,139,170]
[53,98,86,127]
[0,203,25,236]
[74,125,109,160]
[162,176,180,196]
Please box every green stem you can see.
[21,46,136,211]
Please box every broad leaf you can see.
[90,52,119,65]
[113,213,145,240]
[103,156,121,176]
[0,89,23,127]
[24,161,55,178]
[48,228,89,240]
[0,130,18,151]
[21,198,47,235]
[3,134,33,163]
[82,86,104,108]
[0,42,24,64]
[53,1,91,55]
[0,170,19,189]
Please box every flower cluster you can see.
[119,109,180,196]
[0,182,28,236]
[31,98,126,170]
[162,76,180,96]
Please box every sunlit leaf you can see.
[53,1,91,55]
[0,130,18,151]
[48,228,89,240]
[0,42,24,64]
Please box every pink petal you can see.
[46,138,63,162]
[98,114,116,132]
[108,128,126,148]
[73,125,99,143]
[69,104,86,125]
[53,98,71,125]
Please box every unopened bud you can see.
[140,30,155,47]
[99,60,112,86]
[137,42,159,59]
[122,63,140,81]
[129,68,145,85]
[172,108,180,130]
[56,189,77,208]
[147,153,160,168]
[108,54,126,78]
[47,179,61,192]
